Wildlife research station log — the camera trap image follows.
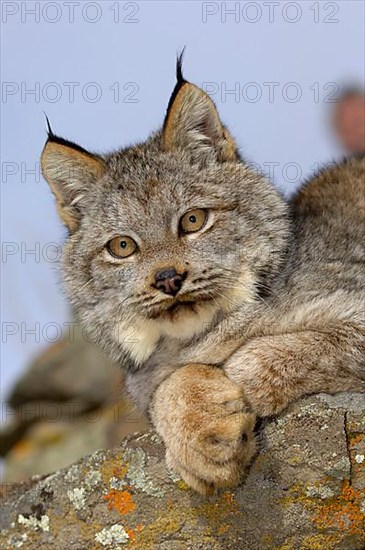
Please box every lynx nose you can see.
[154,268,186,296]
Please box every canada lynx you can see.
[41,56,365,494]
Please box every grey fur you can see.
[41,68,365,422]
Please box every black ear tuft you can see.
[163,48,189,131]
[42,115,91,155]
[176,47,186,84]
[162,51,239,161]
[44,112,54,139]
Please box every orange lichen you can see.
[11,440,34,457]
[102,489,136,515]
[125,527,136,543]
[217,524,230,535]
[222,491,236,504]
[349,433,363,446]
[100,457,127,484]
[113,465,128,478]
[312,480,365,535]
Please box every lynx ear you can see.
[41,124,106,231]
[162,55,238,162]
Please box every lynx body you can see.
[41,58,365,493]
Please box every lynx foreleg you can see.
[224,323,365,417]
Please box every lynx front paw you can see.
[150,364,256,494]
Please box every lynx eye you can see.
[180,209,208,234]
[106,236,137,259]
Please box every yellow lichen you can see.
[132,509,184,548]
[99,456,127,485]
[278,533,343,550]
[300,533,342,550]
[275,542,294,550]
[287,456,303,466]
[175,479,190,491]
[113,465,129,479]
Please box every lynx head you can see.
[41,55,289,366]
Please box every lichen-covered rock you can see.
[1,394,364,549]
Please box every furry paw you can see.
[150,364,256,494]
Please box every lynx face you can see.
[41,59,289,365]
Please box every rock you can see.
[2,398,148,482]
[2,329,148,478]
[8,326,123,408]
[1,393,364,549]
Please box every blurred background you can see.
[1,0,364,481]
